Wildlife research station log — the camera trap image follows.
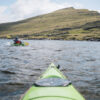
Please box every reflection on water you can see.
[0,39,100,100]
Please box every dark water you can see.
[0,39,100,100]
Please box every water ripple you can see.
[0,40,100,100]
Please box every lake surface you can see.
[0,39,100,100]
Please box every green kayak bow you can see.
[21,63,85,100]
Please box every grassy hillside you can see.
[0,7,100,40]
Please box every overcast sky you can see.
[0,0,100,23]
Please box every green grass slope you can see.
[0,7,100,40]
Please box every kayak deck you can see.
[12,43,25,46]
[22,85,85,100]
[40,64,66,79]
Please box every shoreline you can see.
[0,38,100,42]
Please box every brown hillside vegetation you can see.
[0,7,100,40]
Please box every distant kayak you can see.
[11,42,29,46]
[20,63,85,100]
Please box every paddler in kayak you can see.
[14,37,22,44]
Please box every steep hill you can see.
[0,7,100,40]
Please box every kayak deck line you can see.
[29,96,77,100]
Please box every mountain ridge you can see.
[0,7,100,41]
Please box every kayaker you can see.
[14,37,22,44]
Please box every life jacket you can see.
[15,41,21,44]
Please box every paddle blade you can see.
[24,42,29,46]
